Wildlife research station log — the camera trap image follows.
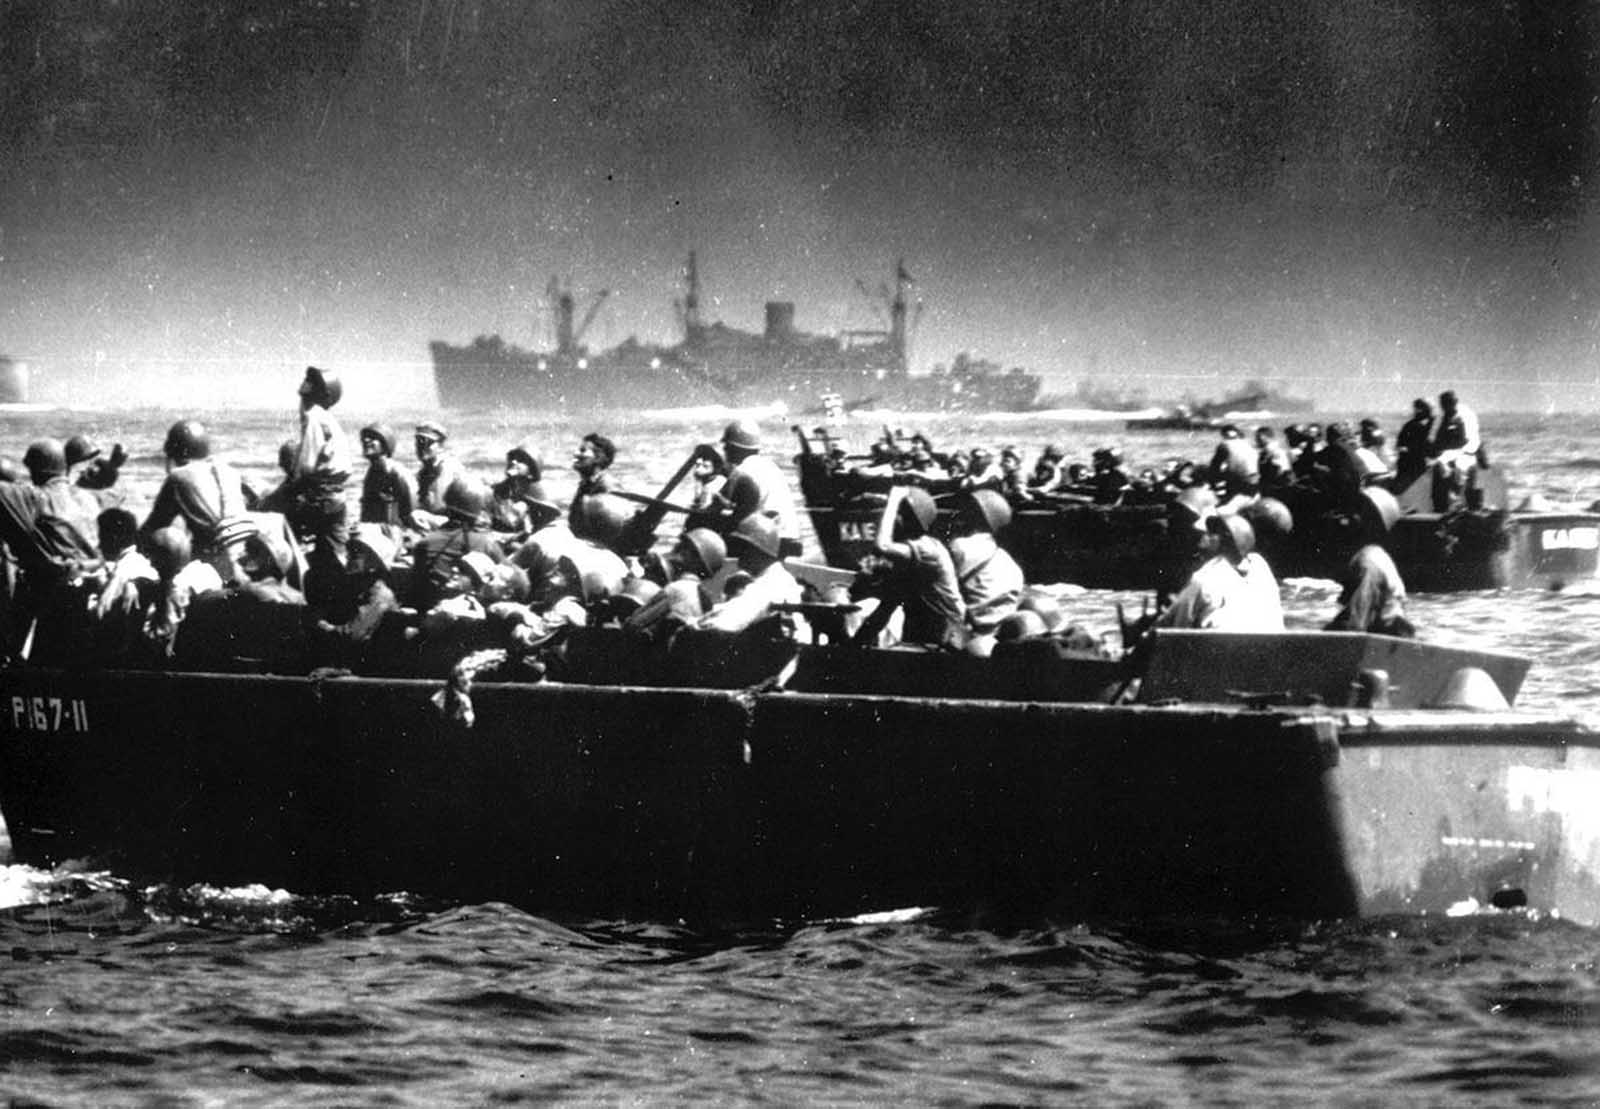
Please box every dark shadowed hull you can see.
[0,659,1593,925]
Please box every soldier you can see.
[947,489,1024,647]
[1394,398,1434,492]
[1326,488,1413,637]
[1156,514,1283,632]
[290,366,353,553]
[626,527,728,639]
[719,419,802,557]
[490,440,551,542]
[140,421,254,583]
[357,423,417,534]
[413,421,467,532]
[864,484,966,650]
[1208,424,1260,500]
[700,514,802,634]
[409,476,504,612]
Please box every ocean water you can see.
[1,402,1598,1105]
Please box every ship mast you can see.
[889,259,911,374]
[682,251,704,347]
[550,277,578,357]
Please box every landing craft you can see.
[0,627,1594,925]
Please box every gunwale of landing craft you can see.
[0,294,1597,922]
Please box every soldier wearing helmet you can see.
[140,524,226,661]
[290,366,353,550]
[626,527,728,638]
[1326,486,1413,637]
[490,439,553,542]
[1208,424,1260,501]
[1027,443,1068,495]
[1090,446,1131,505]
[24,437,103,553]
[0,441,103,660]
[997,445,1030,500]
[717,419,802,557]
[140,420,255,583]
[64,434,126,493]
[948,489,1025,644]
[699,513,802,634]
[1429,391,1482,512]
[863,483,966,649]
[961,446,1002,492]
[411,420,466,532]
[1155,512,1283,632]
[1394,399,1434,493]
[1254,425,1294,495]
[357,423,416,533]
[408,475,504,611]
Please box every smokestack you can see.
[765,302,796,340]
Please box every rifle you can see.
[618,448,704,556]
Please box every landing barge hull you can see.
[1,668,1593,924]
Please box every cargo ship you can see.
[430,255,1045,414]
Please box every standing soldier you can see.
[719,419,803,558]
[1394,398,1434,493]
[291,366,353,553]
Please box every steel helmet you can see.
[360,423,397,457]
[1208,513,1256,560]
[721,418,762,453]
[442,475,491,523]
[611,576,662,616]
[1242,495,1294,538]
[506,440,543,479]
[898,486,938,534]
[64,435,101,467]
[677,527,728,578]
[22,438,67,481]
[1017,591,1065,631]
[962,489,1012,534]
[571,494,631,547]
[558,550,624,603]
[301,365,343,408]
[1170,485,1217,533]
[163,420,211,463]
[347,525,398,571]
[524,497,565,530]
[1358,486,1401,535]
[995,610,1050,642]
[144,525,193,578]
[729,512,781,559]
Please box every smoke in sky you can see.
[1,0,1595,410]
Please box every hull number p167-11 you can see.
[10,696,90,734]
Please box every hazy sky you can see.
[2,0,1595,410]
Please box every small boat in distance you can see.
[1126,380,1315,431]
